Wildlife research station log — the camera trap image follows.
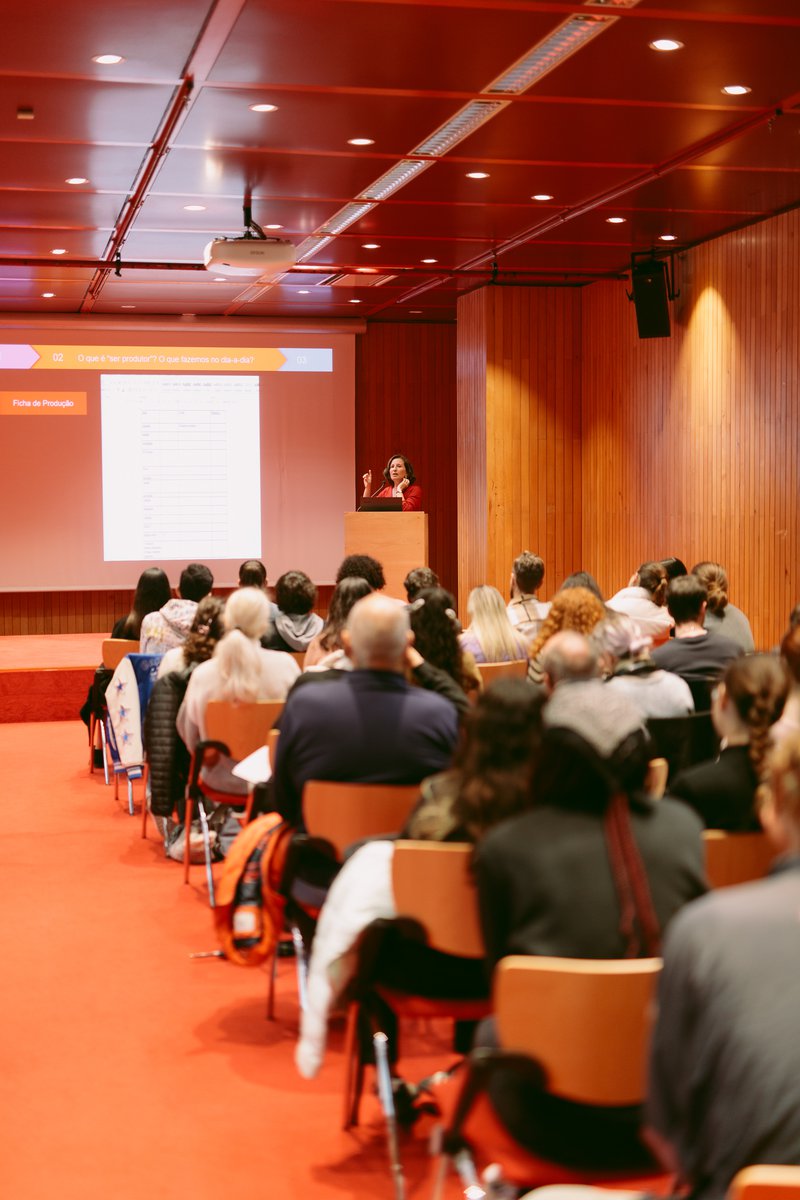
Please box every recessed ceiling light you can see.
[606,216,626,224]
[41,292,55,298]
[348,138,375,146]
[298,290,310,294]
[356,267,378,273]
[421,258,438,264]
[250,102,278,113]
[349,298,362,304]
[65,177,88,185]
[213,277,227,282]
[183,204,206,211]
[649,39,683,52]
[264,223,283,230]
[659,234,677,242]
[93,53,125,64]
[722,85,751,96]
[532,193,554,202]
[121,304,136,309]
[466,171,489,179]
[362,243,380,250]
[50,248,67,255]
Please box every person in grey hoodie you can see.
[261,569,323,654]
[140,562,214,655]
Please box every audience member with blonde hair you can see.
[527,585,606,686]
[691,560,755,652]
[607,560,673,644]
[459,584,530,664]
[176,588,300,799]
[669,653,789,830]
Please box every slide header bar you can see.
[0,345,333,372]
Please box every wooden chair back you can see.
[703,830,774,889]
[204,699,284,761]
[476,659,529,688]
[267,728,280,770]
[728,1166,800,1200]
[646,757,669,799]
[102,638,139,670]
[494,955,662,1106]
[647,711,718,780]
[302,780,420,858]
[392,841,484,958]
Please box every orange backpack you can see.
[213,813,295,966]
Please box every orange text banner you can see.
[0,391,87,415]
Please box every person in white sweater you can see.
[607,561,673,645]
[177,587,299,796]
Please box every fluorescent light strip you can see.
[485,15,614,93]
[412,100,508,157]
[319,201,376,235]
[295,235,335,263]
[358,159,433,202]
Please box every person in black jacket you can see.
[669,653,789,830]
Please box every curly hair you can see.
[409,587,465,686]
[183,595,225,666]
[723,654,790,781]
[764,734,800,829]
[530,586,606,659]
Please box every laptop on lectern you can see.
[357,497,403,512]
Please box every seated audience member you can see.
[592,614,694,718]
[772,624,800,747]
[789,603,800,630]
[410,586,482,701]
[607,561,673,644]
[459,585,530,664]
[157,595,225,679]
[260,570,323,654]
[691,560,755,652]
[669,653,789,831]
[558,570,605,602]
[403,566,439,602]
[651,574,741,708]
[473,683,705,1166]
[145,596,227,849]
[177,588,300,805]
[647,735,800,1199]
[140,562,214,655]
[304,576,372,669]
[296,679,545,1081]
[238,559,279,618]
[507,551,550,640]
[111,567,172,640]
[335,553,385,591]
[539,629,599,691]
[527,586,606,686]
[269,593,459,828]
[660,556,688,580]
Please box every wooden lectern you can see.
[344,512,428,601]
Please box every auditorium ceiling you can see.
[1,0,799,323]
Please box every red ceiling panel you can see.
[0,79,175,145]
[0,143,144,192]
[151,145,382,201]
[208,0,560,93]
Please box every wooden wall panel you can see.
[355,321,458,596]
[581,207,800,650]
[456,289,488,615]
[457,286,583,614]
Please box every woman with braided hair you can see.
[669,653,790,830]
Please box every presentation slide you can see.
[0,325,355,590]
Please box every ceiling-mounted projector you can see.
[203,236,297,277]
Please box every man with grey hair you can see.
[270,594,459,827]
[507,551,550,639]
[540,630,599,691]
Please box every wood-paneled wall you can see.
[1,322,456,635]
[456,286,583,614]
[582,207,800,650]
[355,321,458,596]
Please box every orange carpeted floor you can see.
[0,721,462,1200]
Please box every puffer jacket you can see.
[144,664,194,817]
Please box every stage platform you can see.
[0,633,102,722]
